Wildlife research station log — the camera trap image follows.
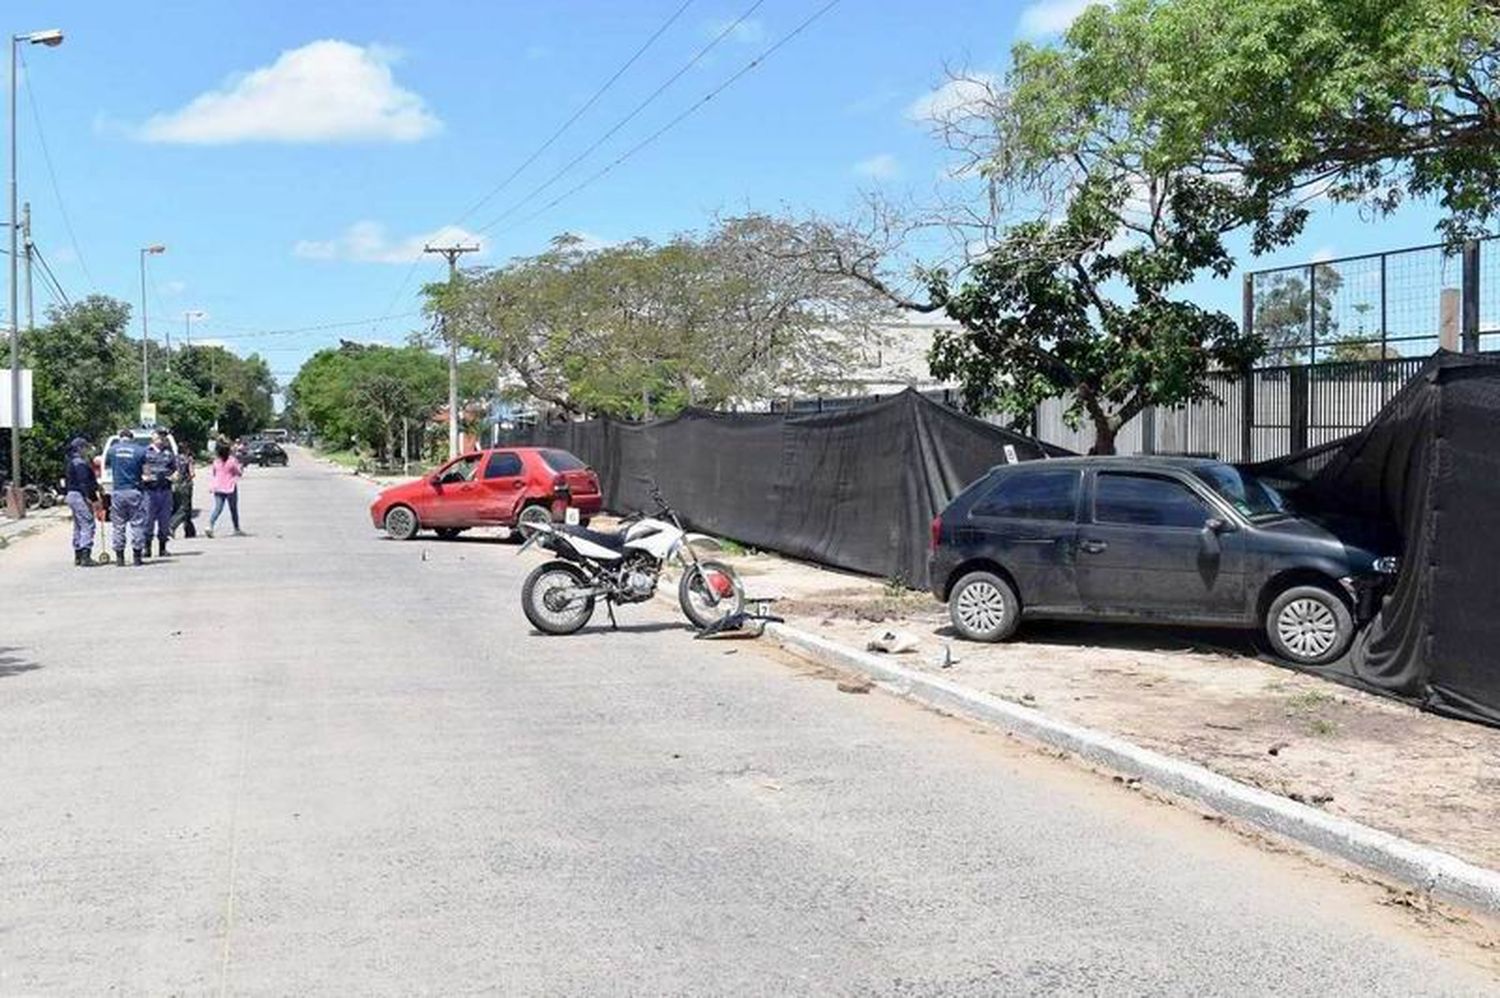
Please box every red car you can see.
[370,447,603,540]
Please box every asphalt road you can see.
[3,450,1497,996]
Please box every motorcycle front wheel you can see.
[679,559,745,630]
[522,561,596,635]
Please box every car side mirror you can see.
[429,473,443,486]
[1204,517,1230,534]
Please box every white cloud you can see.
[906,75,997,123]
[137,40,441,144]
[1310,246,1338,264]
[708,18,765,43]
[293,221,486,264]
[853,153,901,180]
[51,246,78,265]
[1018,0,1099,37]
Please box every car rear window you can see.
[540,449,587,472]
[971,469,1079,521]
[484,452,523,478]
[1094,472,1208,528]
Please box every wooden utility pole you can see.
[423,243,480,460]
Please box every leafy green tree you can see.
[285,342,447,461]
[443,220,884,420]
[9,296,137,484]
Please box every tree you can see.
[445,220,886,420]
[1251,265,1344,363]
[285,342,447,460]
[1065,0,1500,245]
[8,296,137,484]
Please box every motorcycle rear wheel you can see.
[522,561,595,635]
[679,560,745,630]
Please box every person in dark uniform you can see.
[63,436,100,567]
[141,428,177,558]
[105,429,149,566]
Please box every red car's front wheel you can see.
[383,504,419,540]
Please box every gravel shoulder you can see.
[713,546,1500,873]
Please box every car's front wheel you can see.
[948,570,1021,643]
[1265,584,1354,665]
[383,504,419,541]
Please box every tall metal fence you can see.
[779,239,1498,462]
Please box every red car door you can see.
[425,454,484,526]
[476,450,529,523]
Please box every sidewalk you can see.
[0,505,70,548]
[710,546,1500,874]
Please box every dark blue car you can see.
[927,456,1398,665]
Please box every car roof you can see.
[991,454,1226,473]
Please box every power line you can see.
[378,1,702,320]
[475,0,767,236]
[19,50,96,287]
[30,244,71,308]
[498,0,843,235]
[200,311,424,342]
[452,0,695,227]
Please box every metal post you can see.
[1462,239,1481,353]
[423,243,479,459]
[140,249,149,403]
[1241,274,1255,462]
[21,201,31,335]
[6,37,20,516]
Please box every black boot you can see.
[142,539,153,559]
[158,539,169,557]
[133,549,144,566]
[115,549,127,567]
[74,547,83,566]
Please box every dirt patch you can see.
[712,549,1500,872]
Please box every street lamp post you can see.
[139,244,165,405]
[6,27,63,518]
[183,309,204,350]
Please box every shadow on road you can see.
[0,647,40,678]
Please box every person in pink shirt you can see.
[206,441,245,537]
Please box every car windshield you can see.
[1192,464,1290,521]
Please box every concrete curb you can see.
[765,620,1500,918]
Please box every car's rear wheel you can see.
[1265,585,1353,665]
[383,504,419,541]
[516,503,552,538]
[949,570,1021,643]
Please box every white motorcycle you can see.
[517,487,744,635]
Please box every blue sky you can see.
[11,0,1454,387]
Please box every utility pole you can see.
[423,242,479,459]
[21,201,32,335]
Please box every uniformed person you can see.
[63,436,100,567]
[104,429,150,566]
[170,446,196,539]
[141,428,177,558]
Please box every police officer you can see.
[63,436,100,567]
[141,428,177,558]
[104,429,149,567]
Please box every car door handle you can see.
[1079,539,1108,554]
[1014,537,1058,546]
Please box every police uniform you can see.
[105,435,150,565]
[142,439,177,557]
[63,437,99,567]
[170,451,196,538]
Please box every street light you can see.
[183,309,205,348]
[6,27,64,519]
[139,244,165,404]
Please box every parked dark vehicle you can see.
[246,440,288,466]
[928,457,1399,666]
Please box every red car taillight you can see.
[552,474,571,495]
[930,514,942,551]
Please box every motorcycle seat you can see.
[556,524,626,551]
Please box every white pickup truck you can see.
[98,428,179,495]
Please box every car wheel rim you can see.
[956,581,1006,634]
[1277,598,1339,658]
[387,509,413,536]
[517,506,550,537]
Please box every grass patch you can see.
[1306,718,1339,736]
[1285,689,1334,712]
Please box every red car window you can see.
[484,452,523,478]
